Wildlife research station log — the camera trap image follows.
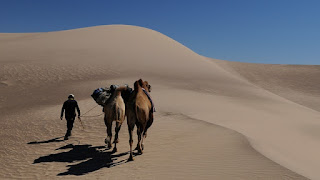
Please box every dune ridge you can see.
[0,25,319,179]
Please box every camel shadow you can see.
[27,136,65,144]
[33,144,132,176]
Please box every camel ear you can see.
[148,84,152,92]
[138,79,144,86]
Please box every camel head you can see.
[144,81,152,92]
[135,79,151,92]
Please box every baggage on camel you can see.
[91,85,119,106]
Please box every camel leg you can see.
[141,124,148,151]
[105,121,112,149]
[114,122,121,143]
[113,122,121,152]
[135,125,141,150]
[141,132,145,151]
[127,111,136,161]
[143,112,154,139]
[137,126,143,154]
[128,127,134,161]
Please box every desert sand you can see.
[1,25,319,179]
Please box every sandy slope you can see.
[0,97,305,179]
[0,25,318,179]
[214,59,320,112]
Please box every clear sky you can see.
[1,0,319,65]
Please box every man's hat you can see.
[68,94,75,99]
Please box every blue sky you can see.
[1,0,319,64]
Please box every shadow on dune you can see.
[33,144,134,176]
[27,136,65,144]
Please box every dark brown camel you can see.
[124,79,154,161]
[103,86,127,152]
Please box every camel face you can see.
[144,81,152,92]
[137,79,151,92]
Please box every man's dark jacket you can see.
[61,99,80,119]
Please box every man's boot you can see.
[64,130,71,140]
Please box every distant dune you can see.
[1,25,319,179]
[215,60,320,112]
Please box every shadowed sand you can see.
[0,25,318,179]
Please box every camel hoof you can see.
[105,139,112,148]
[128,156,134,161]
[138,149,143,154]
[113,147,117,152]
[108,144,112,149]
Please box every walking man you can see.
[60,94,81,140]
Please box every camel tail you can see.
[114,105,122,123]
[113,86,127,123]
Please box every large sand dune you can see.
[0,25,319,179]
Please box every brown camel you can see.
[124,79,154,161]
[103,86,127,152]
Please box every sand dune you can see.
[214,59,320,112]
[0,25,319,179]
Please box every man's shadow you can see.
[33,144,132,176]
[28,136,65,144]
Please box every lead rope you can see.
[80,104,104,118]
[78,104,104,130]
